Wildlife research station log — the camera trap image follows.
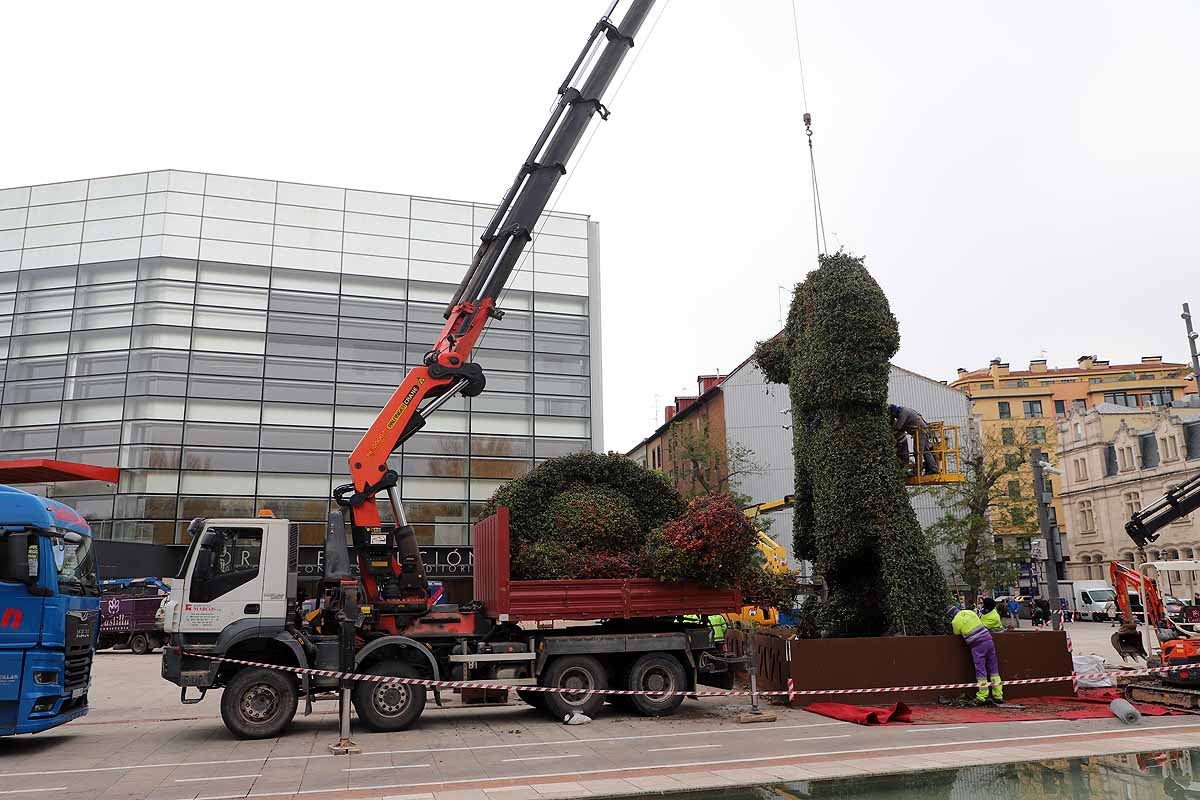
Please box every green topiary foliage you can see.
[485,451,685,581]
[755,252,950,637]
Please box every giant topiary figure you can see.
[754,252,949,636]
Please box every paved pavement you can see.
[2,641,1195,800]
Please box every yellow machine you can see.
[904,421,966,486]
[729,497,796,628]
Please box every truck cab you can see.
[0,486,100,736]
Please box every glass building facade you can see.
[0,170,601,549]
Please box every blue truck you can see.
[0,486,100,735]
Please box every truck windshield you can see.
[55,535,98,597]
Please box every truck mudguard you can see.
[354,635,441,682]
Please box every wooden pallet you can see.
[1126,679,1200,710]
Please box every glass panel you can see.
[194,307,266,334]
[470,458,532,480]
[259,426,333,451]
[262,402,332,427]
[270,289,338,316]
[11,332,70,358]
[470,393,533,414]
[336,383,392,408]
[486,371,534,393]
[535,332,588,355]
[110,521,176,544]
[346,190,409,217]
[60,398,123,423]
[0,426,58,451]
[119,444,182,469]
[16,287,75,313]
[62,374,126,400]
[341,296,406,322]
[470,435,531,458]
[534,395,590,417]
[12,310,72,335]
[267,332,335,360]
[130,324,191,350]
[535,437,590,458]
[338,338,404,362]
[341,253,406,279]
[271,266,339,293]
[336,361,407,384]
[264,356,334,382]
[23,222,84,249]
[137,256,197,281]
[87,173,147,200]
[122,420,183,445]
[73,304,133,329]
[404,476,468,500]
[69,327,131,353]
[535,416,589,437]
[534,233,588,259]
[344,211,409,237]
[58,421,121,448]
[186,398,261,424]
[535,292,588,314]
[204,175,275,203]
[133,301,193,327]
[254,496,330,520]
[183,447,259,471]
[135,279,194,304]
[124,396,185,420]
[274,203,342,229]
[118,470,179,494]
[26,202,85,227]
[180,471,255,495]
[82,216,142,242]
[341,273,405,300]
[190,351,264,378]
[7,355,67,380]
[194,283,268,309]
[127,349,189,373]
[4,378,64,403]
[116,495,177,520]
[179,496,255,519]
[268,310,338,337]
[406,432,469,456]
[403,455,467,478]
[534,353,588,376]
[184,422,260,448]
[258,449,331,474]
[188,374,262,399]
[272,246,340,271]
[78,260,138,286]
[343,232,408,259]
[257,473,328,497]
[262,380,333,404]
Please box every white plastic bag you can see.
[1073,654,1113,688]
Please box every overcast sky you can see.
[4,1,1198,452]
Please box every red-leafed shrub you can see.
[646,494,757,587]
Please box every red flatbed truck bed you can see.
[473,507,742,621]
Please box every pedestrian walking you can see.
[1008,597,1021,629]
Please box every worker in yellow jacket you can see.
[950,604,1003,705]
[980,598,1004,633]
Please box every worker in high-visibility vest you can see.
[980,597,1004,633]
[950,604,1003,705]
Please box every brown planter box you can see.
[725,629,1072,705]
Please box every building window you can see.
[1161,434,1181,462]
[1104,391,1139,407]
[1023,400,1043,418]
[1143,389,1175,407]
[1010,506,1028,527]
[1123,490,1142,518]
[1029,426,1046,443]
[1005,453,1021,469]
[1074,457,1089,481]
[1008,480,1022,499]
[1001,427,1015,445]
[1055,399,1066,416]
[1044,478,1054,497]
[1078,499,1096,533]
[998,401,1011,419]
[1118,445,1137,471]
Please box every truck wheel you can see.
[129,633,151,655]
[352,661,427,732]
[627,653,686,717]
[517,690,546,710]
[220,668,298,740]
[542,655,606,719]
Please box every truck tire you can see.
[220,667,298,740]
[541,655,607,720]
[352,661,426,732]
[129,633,151,655]
[627,653,686,717]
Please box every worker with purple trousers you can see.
[950,604,1004,705]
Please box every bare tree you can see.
[664,416,762,504]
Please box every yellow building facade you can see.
[950,355,1192,549]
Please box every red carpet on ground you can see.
[801,689,1182,725]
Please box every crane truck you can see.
[161,1,747,740]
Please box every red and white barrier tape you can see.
[182,651,1193,698]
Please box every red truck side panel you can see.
[473,509,741,622]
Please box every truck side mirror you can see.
[1,533,35,584]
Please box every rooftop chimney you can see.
[1029,359,1048,373]
[664,405,676,422]
[957,367,968,376]
[674,396,698,414]
[1078,355,1096,370]
[1142,355,1163,364]
[697,374,725,394]
[989,358,1009,378]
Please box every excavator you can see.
[1110,472,1200,695]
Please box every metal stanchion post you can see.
[329,611,361,755]
[737,637,777,723]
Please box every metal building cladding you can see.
[0,171,603,595]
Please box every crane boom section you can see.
[1126,471,1200,549]
[334,1,656,620]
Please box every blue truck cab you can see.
[0,486,100,735]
